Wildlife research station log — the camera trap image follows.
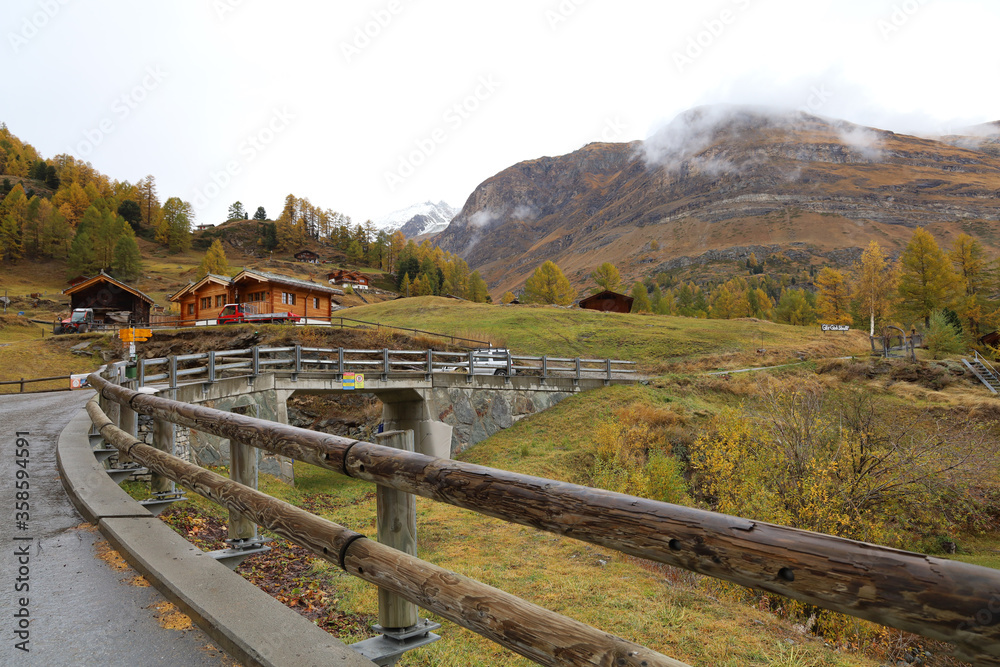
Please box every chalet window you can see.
[282,292,296,305]
[201,297,212,309]
[247,291,265,302]
[215,295,224,307]
[187,304,194,315]
[313,297,319,309]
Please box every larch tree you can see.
[157,197,193,253]
[630,282,652,313]
[136,175,160,227]
[468,271,490,303]
[896,228,958,329]
[227,201,246,221]
[523,260,576,305]
[590,262,621,292]
[197,239,231,279]
[853,240,897,336]
[501,291,516,304]
[815,267,852,325]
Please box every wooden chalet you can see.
[294,250,320,263]
[579,290,634,314]
[169,269,340,323]
[63,271,155,324]
[327,269,370,290]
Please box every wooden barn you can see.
[579,290,634,313]
[294,250,320,263]
[63,271,155,324]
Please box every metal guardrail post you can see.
[138,358,146,386]
[467,350,475,383]
[169,356,178,390]
[293,345,301,381]
[252,346,260,378]
[605,359,612,386]
[382,348,390,381]
[338,347,345,376]
[425,350,433,381]
[541,355,547,384]
[208,351,216,384]
[574,358,581,386]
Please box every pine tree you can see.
[897,228,958,329]
[773,288,816,326]
[67,229,98,277]
[227,201,246,220]
[253,206,268,221]
[524,261,576,305]
[197,239,231,279]
[111,232,143,282]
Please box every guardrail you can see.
[147,315,493,348]
[87,366,1000,665]
[131,346,637,387]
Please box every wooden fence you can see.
[86,368,1000,666]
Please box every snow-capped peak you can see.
[372,201,457,237]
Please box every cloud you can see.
[511,203,538,220]
[469,208,501,227]
[835,123,884,161]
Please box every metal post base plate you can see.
[351,619,442,666]
[206,537,273,570]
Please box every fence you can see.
[85,365,1000,666]
[130,345,637,387]
[0,374,77,394]
[146,314,492,348]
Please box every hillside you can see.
[435,105,1000,295]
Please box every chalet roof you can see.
[63,271,156,305]
[235,269,339,294]
[579,290,633,306]
[167,273,232,302]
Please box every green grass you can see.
[338,296,870,368]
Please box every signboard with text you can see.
[821,324,851,332]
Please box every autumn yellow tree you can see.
[948,233,991,335]
[897,228,958,328]
[815,267,852,325]
[523,261,576,305]
[590,262,621,292]
[197,239,231,279]
[501,291,516,304]
[853,241,897,336]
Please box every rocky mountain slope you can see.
[435,105,1000,294]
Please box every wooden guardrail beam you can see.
[84,397,683,667]
[88,372,1000,665]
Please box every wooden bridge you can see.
[76,359,1000,666]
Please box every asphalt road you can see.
[0,390,233,666]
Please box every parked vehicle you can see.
[55,308,95,334]
[216,303,300,325]
[444,348,515,376]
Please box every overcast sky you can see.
[3,0,998,227]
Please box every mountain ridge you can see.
[435,105,1000,294]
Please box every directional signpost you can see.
[119,328,153,364]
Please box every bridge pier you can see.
[379,389,454,460]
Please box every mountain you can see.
[373,201,457,237]
[435,105,1000,295]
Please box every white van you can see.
[444,348,515,375]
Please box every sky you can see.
[3,0,999,228]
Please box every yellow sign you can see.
[119,328,152,342]
[356,373,365,389]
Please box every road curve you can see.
[0,390,232,666]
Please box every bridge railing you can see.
[145,315,493,348]
[87,367,1000,665]
[133,346,638,387]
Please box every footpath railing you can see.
[131,345,637,387]
[83,365,1000,666]
[0,374,82,394]
[146,315,493,348]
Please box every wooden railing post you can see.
[229,434,258,541]
[151,412,175,494]
[374,429,419,630]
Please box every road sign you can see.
[821,324,850,332]
[356,373,365,389]
[119,328,152,342]
[343,372,356,390]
